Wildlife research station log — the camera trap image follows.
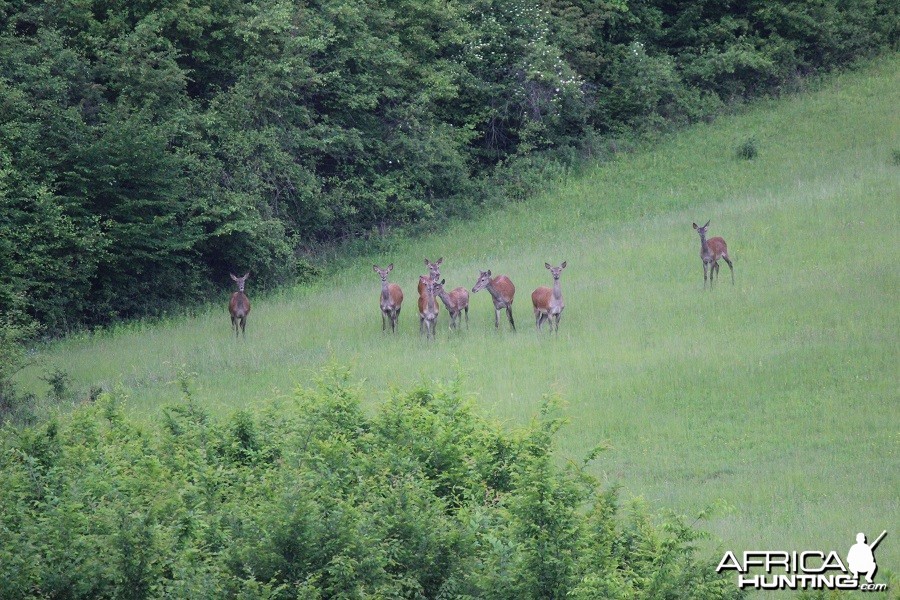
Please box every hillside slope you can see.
[22,56,900,572]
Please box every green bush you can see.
[736,136,759,160]
[0,367,742,599]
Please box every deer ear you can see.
[561,261,567,269]
[243,272,250,279]
[704,220,710,228]
[436,257,443,265]
[424,258,430,266]
[230,273,238,281]
[486,270,491,277]
[692,223,698,229]
[545,262,551,270]
[388,263,394,272]
[373,265,379,272]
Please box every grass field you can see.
[20,56,900,581]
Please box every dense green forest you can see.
[0,0,895,335]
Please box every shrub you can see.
[736,136,759,160]
[0,367,742,599]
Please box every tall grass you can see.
[19,56,900,577]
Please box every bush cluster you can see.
[0,367,742,599]
[1,0,895,333]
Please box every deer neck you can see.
[380,280,391,302]
[699,232,710,256]
[552,278,562,301]
[436,288,453,310]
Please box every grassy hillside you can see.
[20,56,900,577]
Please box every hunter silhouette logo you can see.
[847,531,886,584]
[717,530,889,592]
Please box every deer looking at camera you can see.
[229,272,251,337]
[472,270,516,331]
[418,275,439,339]
[432,279,469,330]
[531,262,566,332]
[418,257,443,311]
[693,221,734,288]
[373,264,403,333]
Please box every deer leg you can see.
[702,262,708,289]
[382,312,386,332]
[494,308,501,329]
[231,316,237,337]
[240,317,247,337]
[723,256,734,284]
[554,313,561,333]
[465,307,469,329]
[506,306,516,331]
[535,311,542,331]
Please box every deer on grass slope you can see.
[693,221,734,288]
[472,270,516,331]
[432,279,469,330]
[418,275,439,339]
[532,262,566,332]
[373,264,403,332]
[418,256,444,334]
[229,272,251,338]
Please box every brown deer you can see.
[418,257,443,308]
[417,275,439,339]
[531,262,566,332]
[472,270,516,331]
[693,221,734,288]
[373,264,404,332]
[432,279,469,330]
[418,257,443,293]
[229,272,251,338]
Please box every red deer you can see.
[693,221,734,288]
[418,257,443,314]
[432,279,469,330]
[417,275,439,339]
[472,270,516,330]
[531,262,566,332]
[373,264,403,332]
[229,272,251,338]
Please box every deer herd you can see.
[229,221,733,338]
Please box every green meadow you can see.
[20,56,900,576]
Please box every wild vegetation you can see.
[13,56,898,588]
[1,0,896,335]
[0,367,743,599]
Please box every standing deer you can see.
[418,275,439,339]
[693,221,734,288]
[472,270,516,331]
[531,262,566,332]
[229,272,251,338]
[416,258,442,333]
[373,264,404,333]
[432,279,469,330]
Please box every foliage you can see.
[0,368,743,599]
[0,311,40,426]
[735,136,758,160]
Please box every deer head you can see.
[472,270,492,293]
[230,272,250,293]
[545,262,567,280]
